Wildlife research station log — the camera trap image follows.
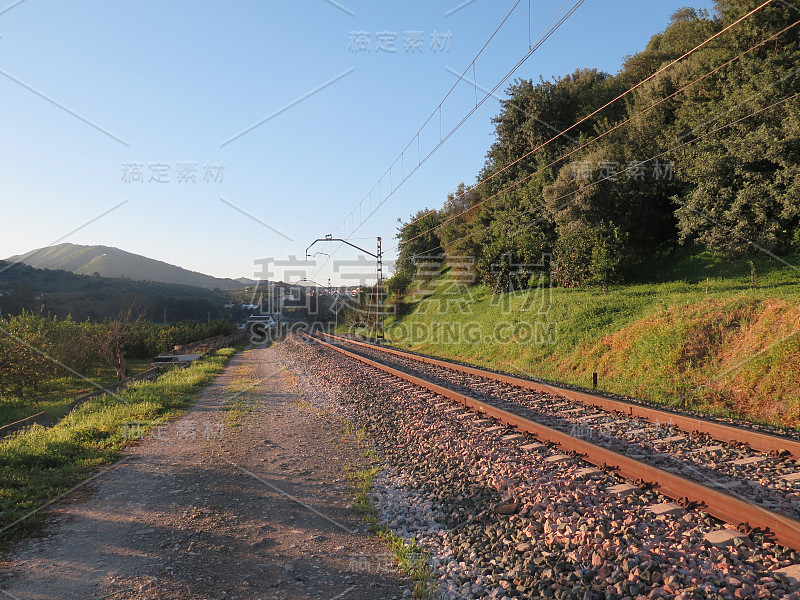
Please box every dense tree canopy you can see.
[395,0,800,288]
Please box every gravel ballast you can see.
[284,335,800,600]
[328,338,800,521]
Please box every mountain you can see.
[7,243,247,290]
[0,259,234,322]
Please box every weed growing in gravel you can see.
[0,348,236,546]
[346,463,438,599]
[347,465,380,526]
[221,364,260,425]
[381,533,438,600]
[294,398,312,410]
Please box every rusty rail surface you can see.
[313,331,800,459]
[302,330,800,551]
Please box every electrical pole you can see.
[375,237,383,342]
[305,234,385,342]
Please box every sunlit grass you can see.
[221,364,261,425]
[0,358,158,427]
[381,251,800,428]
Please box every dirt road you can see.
[0,345,407,600]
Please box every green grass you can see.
[346,463,438,599]
[343,421,437,599]
[347,465,380,524]
[377,249,800,428]
[0,357,160,427]
[0,348,236,546]
[221,363,261,425]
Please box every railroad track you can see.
[300,329,800,551]
[311,332,800,519]
[312,331,800,458]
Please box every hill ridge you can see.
[7,243,250,290]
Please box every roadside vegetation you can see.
[0,311,235,427]
[0,347,236,546]
[342,420,438,598]
[221,364,262,425]
[389,2,800,295]
[347,462,438,600]
[377,250,800,428]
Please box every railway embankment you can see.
[378,263,800,429]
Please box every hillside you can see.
[7,243,246,290]
[0,260,230,322]
[394,3,800,295]
[377,250,800,429]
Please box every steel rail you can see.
[312,331,800,459]
[301,330,800,551]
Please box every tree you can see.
[552,226,595,288]
[588,225,627,293]
[50,316,101,374]
[3,284,36,315]
[552,224,626,290]
[436,182,483,262]
[384,271,413,317]
[391,1,800,287]
[672,1,800,256]
[93,306,144,380]
[0,312,57,399]
[384,271,412,297]
[395,209,443,278]
[470,181,555,288]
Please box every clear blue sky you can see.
[0,0,716,285]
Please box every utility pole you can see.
[375,237,383,341]
[305,234,384,342]
[327,278,332,333]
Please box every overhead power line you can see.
[408,91,800,260]
[397,0,780,244]
[334,0,584,242]
[311,0,585,285]
[397,0,786,251]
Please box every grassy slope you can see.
[382,250,800,428]
[0,348,236,544]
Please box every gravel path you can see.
[0,345,409,600]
